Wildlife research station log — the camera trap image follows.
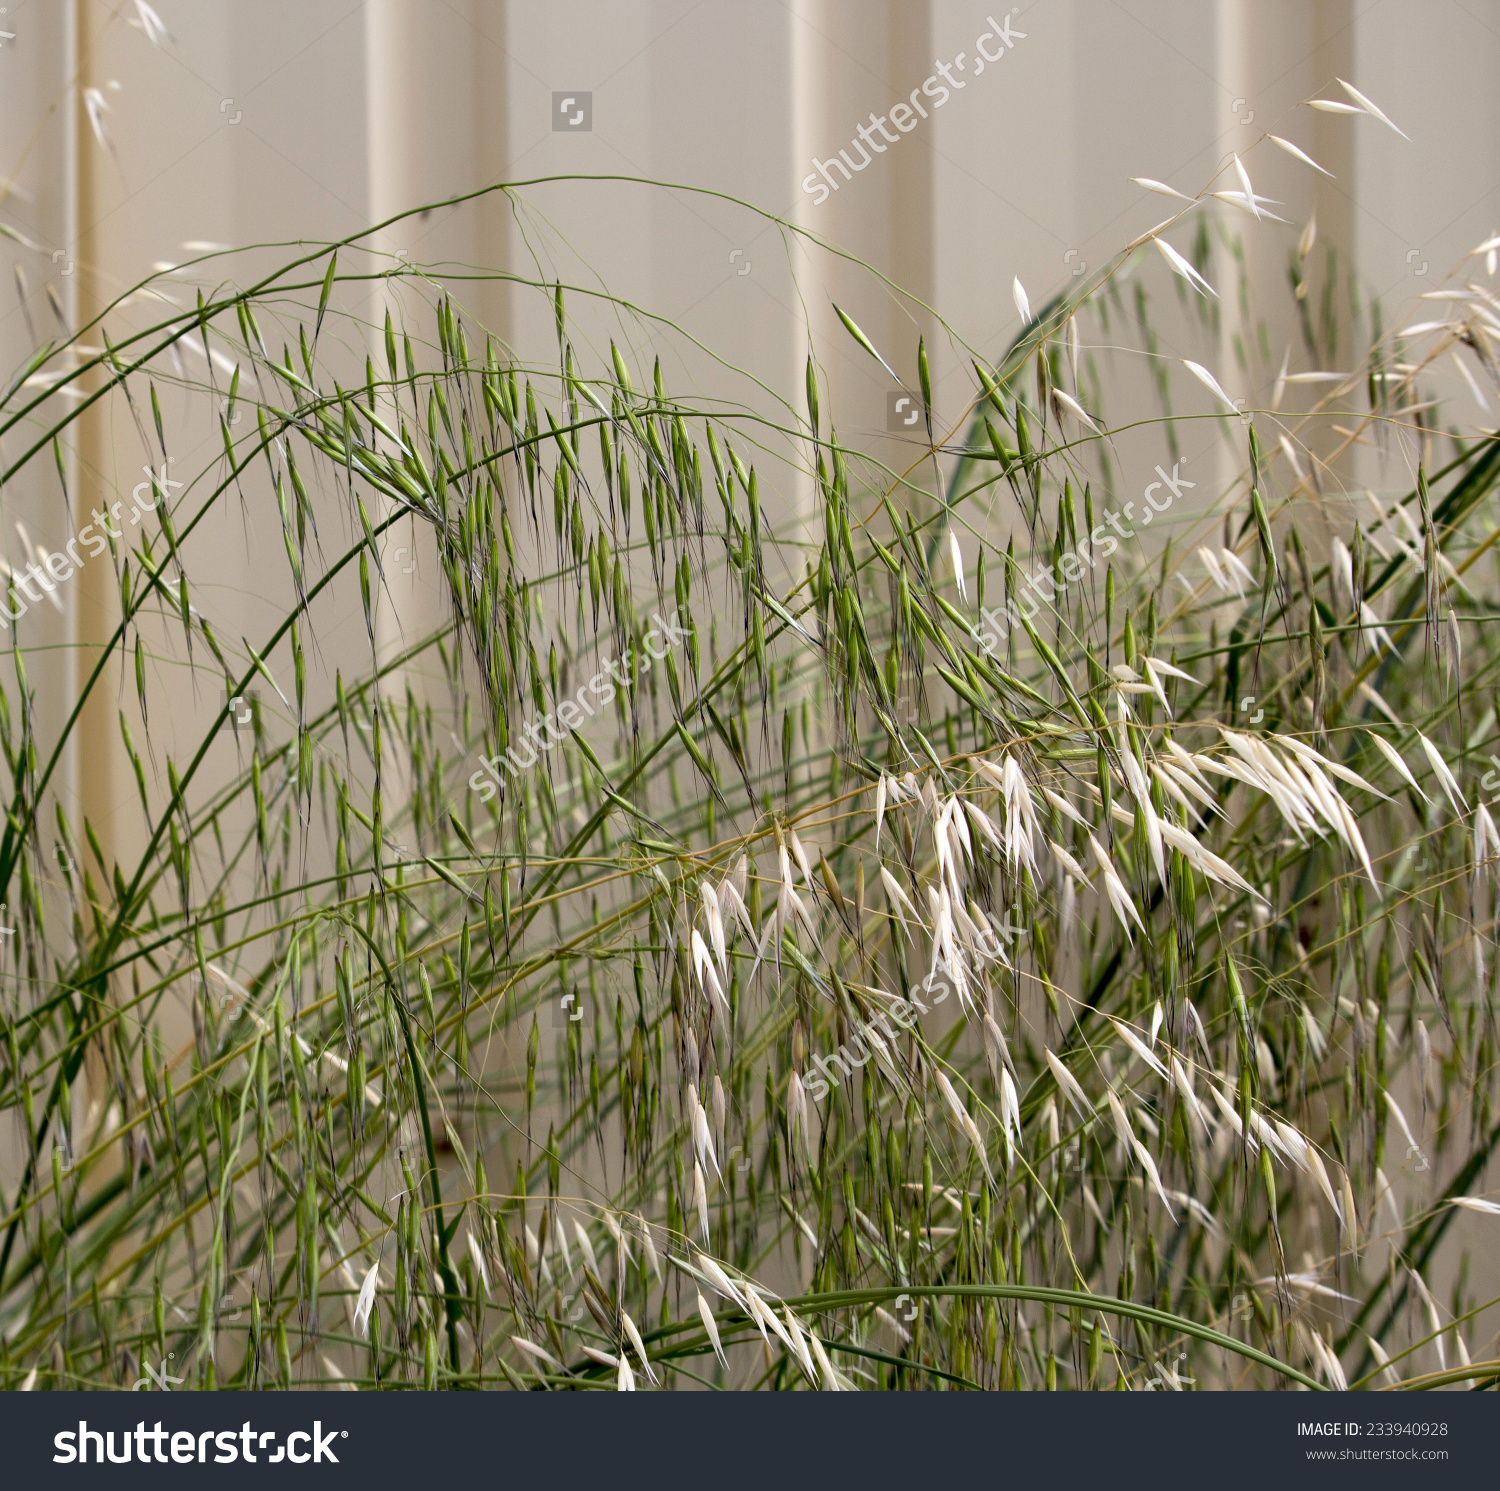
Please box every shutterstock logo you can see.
[54,1419,344,1465]
[887,391,927,431]
[553,92,592,130]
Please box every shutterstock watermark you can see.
[468,610,689,802]
[1477,748,1500,797]
[805,979,939,1102]
[978,460,1192,653]
[888,391,927,431]
[552,92,592,131]
[0,462,179,629]
[804,918,1025,1101]
[801,13,1028,206]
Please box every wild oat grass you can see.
[2,110,1500,1392]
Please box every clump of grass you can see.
[2,95,1499,1393]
